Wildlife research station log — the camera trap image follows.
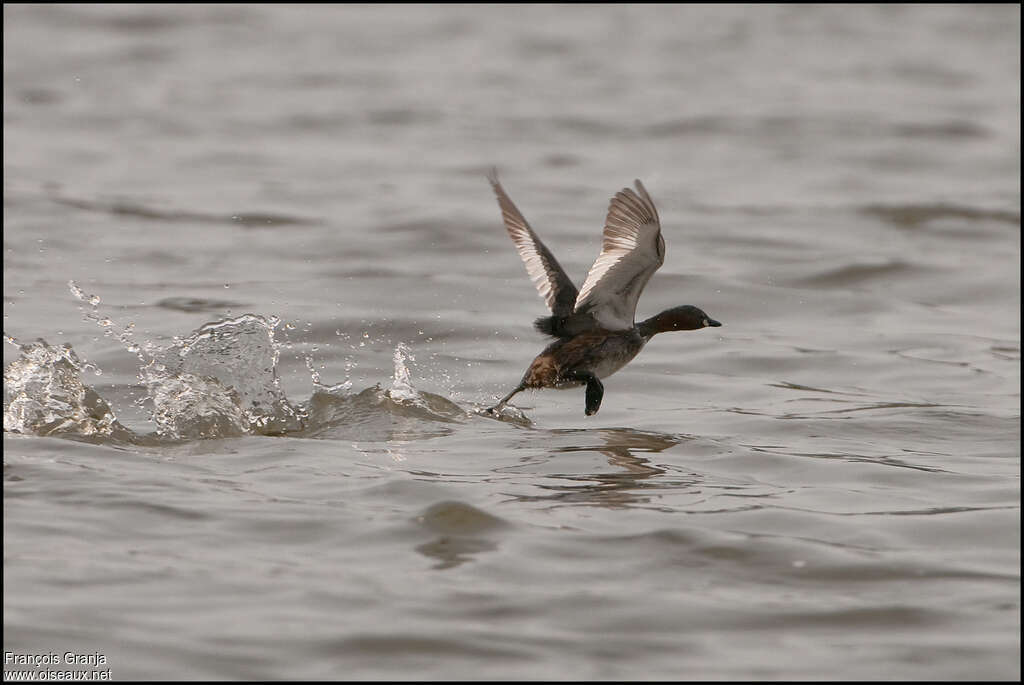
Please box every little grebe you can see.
[487,171,721,416]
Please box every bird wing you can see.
[488,170,578,316]
[573,180,665,331]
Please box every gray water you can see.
[3,4,1020,681]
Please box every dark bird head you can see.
[639,305,721,337]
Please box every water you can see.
[3,4,1020,680]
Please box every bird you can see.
[486,170,721,416]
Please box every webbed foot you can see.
[584,376,604,415]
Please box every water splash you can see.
[146,314,306,438]
[147,372,249,440]
[4,314,305,441]
[67,279,101,309]
[5,286,484,442]
[304,353,351,394]
[304,355,323,387]
[388,342,420,404]
[69,280,154,362]
[63,280,112,375]
[479,401,532,426]
[3,338,131,440]
[66,283,306,439]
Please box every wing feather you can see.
[488,170,578,316]
[573,180,665,330]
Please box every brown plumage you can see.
[520,330,645,390]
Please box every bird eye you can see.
[702,318,709,326]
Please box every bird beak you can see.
[706,318,722,327]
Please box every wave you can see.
[860,203,1020,228]
[51,196,320,227]
[786,259,926,287]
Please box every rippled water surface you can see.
[3,4,1020,680]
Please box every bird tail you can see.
[533,315,563,337]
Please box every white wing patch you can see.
[488,170,577,315]
[573,180,665,331]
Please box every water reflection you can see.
[416,536,498,570]
[515,427,701,509]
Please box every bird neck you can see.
[636,314,667,339]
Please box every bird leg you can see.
[566,371,604,416]
[487,383,526,414]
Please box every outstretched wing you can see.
[573,180,665,331]
[488,170,578,316]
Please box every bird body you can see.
[522,328,646,389]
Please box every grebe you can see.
[487,171,720,416]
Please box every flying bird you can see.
[487,171,721,416]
